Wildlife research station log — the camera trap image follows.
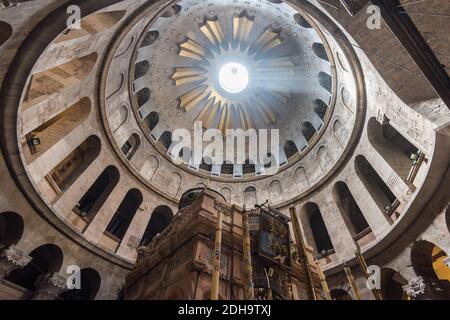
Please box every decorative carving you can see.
[32,273,68,300]
[0,245,32,278]
[213,200,232,217]
[402,276,426,298]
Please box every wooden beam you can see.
[371,0,450,109]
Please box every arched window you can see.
[0,21,12,47]
[332,181,371,238]
[136,88,150,107]
[58,268,101,300]
[318,72,332,93]
[301,203,334,255]
[106,189,143,241]
[355,155,399,219]
[134,60,150,79]
[73,166,120,222]
[284,140,298,159]
[294,13,312,28]
[141,31,159,47]
[46,135,101,195]
[5,244,63,291]
[314,99,328,120]
[244,186,257,208]
[159,131,172,150]
[312,42,329,61]
[367,117,420,181]
[0,212,24,250]
[301,122,316,142]
[140,206,174,246]
[144,111,159,131]
[243,159,255,174]
[121,133,141,160]
[161,4,182,17]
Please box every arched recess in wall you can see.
[106,72,125,100]
[5,244,63,291]
[294,166,310,193]
[410,240,450,299]
[159,131,172,150]
[219,187,232,203]
[312,43,329,61]
[167,172,182,197]
[300,203,334,255]
[269,180,283,204]
[0,21,12,47]
[316,146,332,172]
[244,186,257,208]
[140,155,159,181]
[318,72,332,93]
[136,88,150,107]
[332,181,371,239]
[22,97,91,164]
[121,133,141,160]
[58,268,101,300]
[332,119,348,148]
[294,13,312,28]
[54,11,126,43]
[355,155,399,221]
[22,53,98,108]
[0,212,24,250]
[140,206,174,247]
[134,60,150,80]
[46,135,101,198]
[105,189,143,242]
[111,105,129,132]
[380,268,408,300]
[74,166,120,223]
[367,117,420,182]
[330,289,352,300]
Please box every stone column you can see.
[31,273,68,300]
[0,245,32,279]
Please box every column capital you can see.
[32,273,68,300]
[0,245,32,279]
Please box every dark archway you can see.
[121,133,141,160]
[332,181,370,238]
[0,21,13,47]
[58,268,101,300]
[5,244,63,290]
[140,206,174,246]
[301,203,334,255]
[74,166,120,222]
[330,289,352,300]
[106,189,143,241]
[0,212,24,250]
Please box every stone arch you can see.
[301,121,316,142]
[316,145,332,172]
[59,268,101,300]
[219,187,232,203]
[22,97,91,164]
[106,72,125,100]
[300,202,334,255]
[0,212,24,250]
[140,205,174,246]
[367,117,419,181]
[105,189,143,241]
[23,53,98,107]
[111,105,129,132]
[294,13,312,28]
[73,166,120,222]
[144,111,159,131]
[330,289,352,300]
[121,133,141,160]
[355,155,398,219]
[159,131,172,150]
[0,21,12,46]
[284,140,298,159]
[168,172,182,197]
[312,42,329,61]
[141,30,159,47]
[314,99,328,120]
[161,4,182,17]
[140,155,159,181]
[269,180,283,204]
[5,244,64,291]
[318,71,332,93]
[332,181,371,238]
[244,186,257,208]
[136,87,151,107]
[46,135,101,196]
[340,86,353,111]
[134,60,150,80]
